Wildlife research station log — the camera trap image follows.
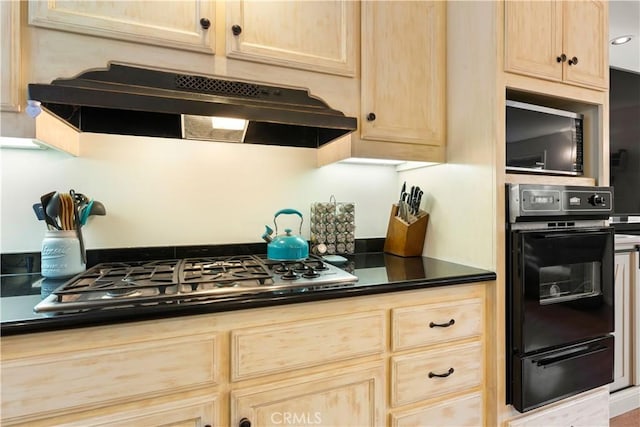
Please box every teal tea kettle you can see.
[262,209,309,261]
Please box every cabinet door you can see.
[611,252,632,391]
[231,366,384,427]
[361,1,445,146]
[1,0,20,112]
[28,0,215,53]
[55,396,219,427]
[504,0,563,82]
[226,1,356,76]
[562,0,608,89]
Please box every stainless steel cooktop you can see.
[34,255,358,314]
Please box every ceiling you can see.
[609,1,640,73]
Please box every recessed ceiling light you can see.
[611,35,633,46]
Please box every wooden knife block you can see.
[384,204,429,257]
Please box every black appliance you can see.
[506,100,584,176]
[27,63,357,148]
[506,184,615,412]
[610,67,640,218]
[34,255,358,314]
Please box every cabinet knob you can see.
[428,367,455,378]
[429,319,455,328]
[232,24,243,36]
[568,56,579,66]
[556,53,567,63]
[200,18,211,30]
[366,112,376,121]
[239,418,252,427]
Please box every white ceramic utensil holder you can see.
[41,230,86,278]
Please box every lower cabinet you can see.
[55,396,219,427]
[390,392,483,427]
[506,386,610,427]
[0,282,490,426]
[231,365,384,427]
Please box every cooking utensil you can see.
[79,200,93,226]
[263,209,309,261]
[32,203,46,221]
[71,193,87,265]
[40,191,60,230]
[46,192,63,229]
[88,200,106,216]
[79,199,107,225]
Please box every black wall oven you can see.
[506,184,615,412]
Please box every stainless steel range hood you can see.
[27,63,357,148]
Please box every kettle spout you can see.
[261,225,274,243]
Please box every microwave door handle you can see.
[533,344,608,367]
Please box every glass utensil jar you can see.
[41,230,86,278]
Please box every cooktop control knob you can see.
[588,194,604,206]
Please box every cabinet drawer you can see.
[1,334,218,422]
[392,298,482,351]
[231,311,385,381]
[391,392,483,427]
[391,341,482,407]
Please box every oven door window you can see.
[539,261,601,304]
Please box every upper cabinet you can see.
[361,1,445,147]
[226,1,357,76]
[318,1,447,166]
[504,0,608,90]
[28,0,215,53]
[1,0,20,112]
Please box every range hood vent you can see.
[27,63,357,148]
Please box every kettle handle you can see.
[273,208,304,235]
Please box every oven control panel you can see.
[508,184,614,222]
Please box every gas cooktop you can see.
[34,255,358,314]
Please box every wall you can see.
[0,134,398,253]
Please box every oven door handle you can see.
[533,343,608,367]
[535,231,610,239]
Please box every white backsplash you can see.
[0,134,398,253]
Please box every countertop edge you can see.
[0,271,496,336]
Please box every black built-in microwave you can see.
[506,100,584,176]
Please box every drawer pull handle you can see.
[429,367,454,378]
[429,319,455,328]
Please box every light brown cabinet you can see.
[0,282,490,427]
[318,0,447,165]
[231,365,384,427]
[504,0,608,90]
[389,294,485,426]
[360,1,445,149]
[226,0,357,76]
[1,0,20,113]
[28,0,215,54]
[54,397,219,427]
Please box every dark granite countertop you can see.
[1,250,495,336]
